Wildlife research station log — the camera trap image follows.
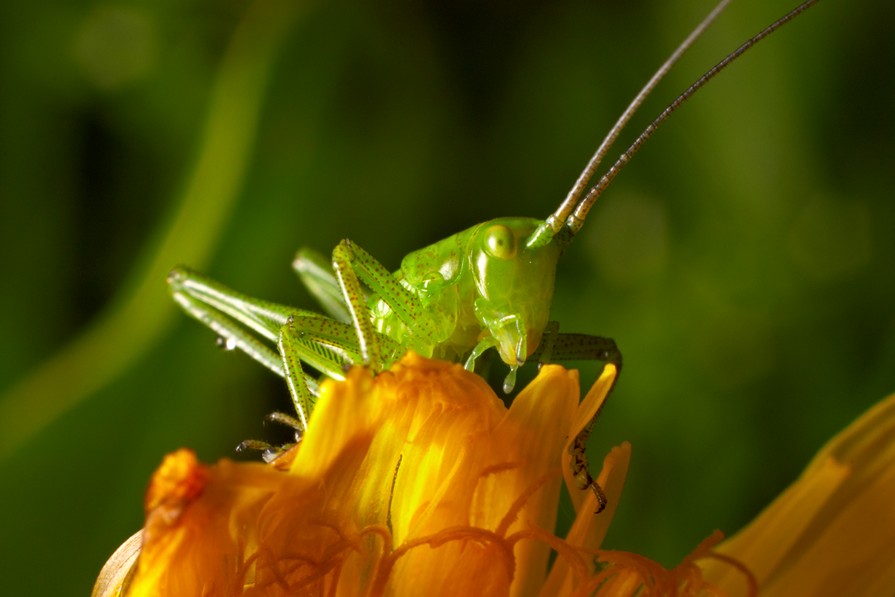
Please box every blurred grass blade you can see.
[0,0,304,461]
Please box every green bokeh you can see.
[1,1,893,594]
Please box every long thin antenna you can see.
[527,0,733,249]
[564,0,820,236]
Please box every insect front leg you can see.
[528,328,623,513]
[528,330,622,371]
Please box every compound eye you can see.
[484,225,516,259]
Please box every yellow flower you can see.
[700,391,895,596]
[94,353,737,596]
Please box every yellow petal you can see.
[701,393,895,596]
[540,442,631,597]
[562,363,622,536]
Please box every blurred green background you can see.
[1,0,893,593]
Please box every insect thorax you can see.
[370,218,561,366]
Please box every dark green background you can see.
[1,0,893,594]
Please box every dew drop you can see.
[503,367,518,394]
[216,336,237,351]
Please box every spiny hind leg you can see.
[168,265,381,427]
[293,248,352,324]
[332,239,438,368]
[529,328,622,513]
[169,268,288,378]
[167,265,321,374]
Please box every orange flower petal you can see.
[96,354,730,597]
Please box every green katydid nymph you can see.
[168,0,819,511]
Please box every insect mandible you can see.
[167,0,820,511]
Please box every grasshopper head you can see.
[469,218,562,366]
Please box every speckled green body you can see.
[370,217,562,366]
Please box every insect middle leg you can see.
[277,314,400,430]
[528,328,623,512]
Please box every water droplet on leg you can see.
[216,336,237,351]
